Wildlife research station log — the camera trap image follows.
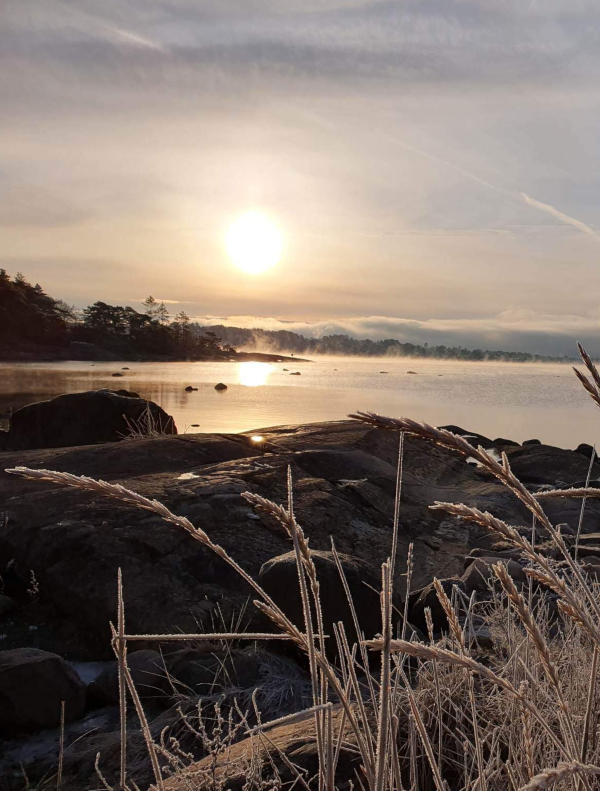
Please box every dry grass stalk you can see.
[365,638,570,761]
[374,562,392,791]
[573,343,600,412]
[57,700,65,791]
[111,573,165,791]
[492,564,580,763]
[519,761,600,791]
[390,432,405,580]
[116,568,127,791]
[535,488,600,500]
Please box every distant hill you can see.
[196,323,574,363]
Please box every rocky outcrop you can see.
[0,648,86,736]
[1,389,176,450]
[1,419,599,660]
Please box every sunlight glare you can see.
[225,210,283,274]
[238,362,274,387]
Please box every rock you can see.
[461,557,526,595]
[0,594,16,617]
[283,368,289,371]
[184,386,198,392]
[502,443,600,485]
[111,372,124,377]
[259,550,394,657]
[438,426,493,449]
[88,650,166,706]
[214,383,228,390]
[582,560,600,580]
[575,443,596,460]
[407,371,417,374]
[492,438,520,447]
[121,367,130,370]
[289,372,301,375]
[380,371,388,374]
[523,439,541,445]
[1,390,177,450]
[574,545,600,559]
[0,648,86,736]
[190,423,200,427]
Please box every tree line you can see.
[0,270,233,359]
[201,324,573,363]
[0,269,574,362]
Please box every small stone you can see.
[214,383,228,391]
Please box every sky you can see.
[2,0,600,355]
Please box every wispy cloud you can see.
[519,192,598,238]
[105,26,167,53]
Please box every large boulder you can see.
[502,443,600,485]
[3,389,176,450]
[259,550,400,656]
[0,648,86,736]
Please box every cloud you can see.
[519,192,598,238]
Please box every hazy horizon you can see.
[3,1,600,355]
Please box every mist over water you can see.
[0,357,596,449]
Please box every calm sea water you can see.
[0,358,597,449]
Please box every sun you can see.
[225,210,283,274]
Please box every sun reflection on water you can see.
[238,362,274,387]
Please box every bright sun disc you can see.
[226,210,282,274]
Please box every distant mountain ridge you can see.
[196,323,574,363]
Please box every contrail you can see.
[382,133,505,194]
[519,192,598,238]
[284,105,598,239]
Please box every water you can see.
[0,358,597,449]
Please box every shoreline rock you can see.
[0,390,177,451]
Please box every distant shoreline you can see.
[0,346,312,365]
